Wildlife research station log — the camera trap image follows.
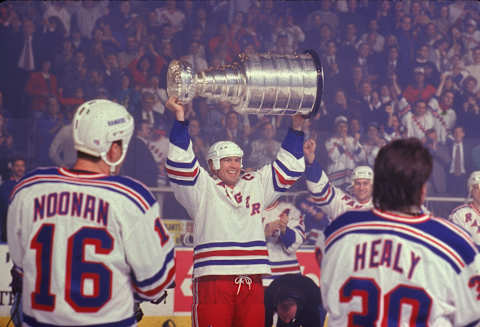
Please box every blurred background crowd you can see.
[1,0,480,241]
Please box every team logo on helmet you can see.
[352,166,374,181]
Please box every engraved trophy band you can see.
[166,50,324,117]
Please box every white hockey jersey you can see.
[7,168,175,326]
[321,209,480,326]
[305,162,372,220]
[262,200,306,286]
[449,203,480,244]
[166,120,305,278]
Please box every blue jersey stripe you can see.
[194,240,266,251]
[281,128,304,159]
[194,259,270,268]
[23,314,136,327]
[133,248,175,287]
[313,187,336,206]
[168,175,199,186]
[305,161,323,182]
[325,228,462,274]
[169,120,190,150]
[325,210,478,271]
[274,159,302,178]
[166,157,197,169]
[13,179,147,213]
[105,175,156,206]
[12,168,156,212]
[311,181,330,198]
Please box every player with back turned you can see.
[165,96,310,327]
[7,99,175,326]
[320,138,480,326]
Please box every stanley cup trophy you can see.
[166,50,324,117]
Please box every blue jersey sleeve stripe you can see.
[274,159,303,177]
[166,157,197,169]
[305,161,323,182]
[194,240,266,251]
[325,228,462,274]
[169,120,190,150]
[281,128,305,159]
[133,248,175,287]
[280,227,296,248]
[168,175,199,186]
[311,181,330,198]
[194,259,270,268]
[312,187,336,206]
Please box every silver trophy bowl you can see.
[167,50,324,116]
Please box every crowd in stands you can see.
[1,0,480,230]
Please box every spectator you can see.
[0,112,14,180]
[306,0,338,33]
[248,122,281,170]
[215,110,250,151]
[48,122,76,168]
[424,128,450,215]
[0,156,26,243]
[71,0,108,39]
[466,47,480,93]
[187,118,208,169]
[401,99,435,141]
[42,1,70,36]
[121,120,158,187]
[142,75,168,116]
[402,66,436,104]
[179,40,208,73]
[358,19,385,54]
[351,80,382,123]
[24,59,58,116]
[60,50,89,97]
[395,15,417,66]
[155,0,185,34]
[362,122,386,167]
[324,115,366,188]
[118,35,139,70]
[429,74,457,144]
[52,39,74,77]
[102,53,123,95]
[113,73,141,116]
[447,125,474,196]
[135,91,166,130]
[32,96,65,167]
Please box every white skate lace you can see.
[234,275,252,295]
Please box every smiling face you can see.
[211,157,242,187]
[353,178,373,203]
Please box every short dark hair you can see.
[373,138,432,211]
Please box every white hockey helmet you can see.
[207,141,244,170]
[468,171,480,192]
[73,99,134,172]
[352,166,374,181]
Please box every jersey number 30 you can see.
[340,277,432,325]
[30,223,113,312]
